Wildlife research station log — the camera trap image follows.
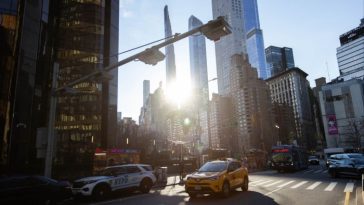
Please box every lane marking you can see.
[343,182,354,193]
[250,179,264,184]
[313,170,322,174]
[249,179,266,186]
[277,180,295,188]
[304,169,314,173]
[322,170,328,173]
[265,187,282,196]
[264,180,283,187]
[290,181,308,189]
[306,181,322,190]
[324,182,337,191]
[344,192,350,205]
[253,180,273,186]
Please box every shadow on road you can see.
[184,190,279,205]
[64,188,278,205]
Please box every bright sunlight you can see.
[165,79,192,109]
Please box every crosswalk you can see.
[302,168,328,174]
[250,178,356,193]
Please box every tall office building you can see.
[143,80,150,106]
[0,1,118,177]
[188,15,209,148]
[54,0,119,177]
[243,0,269,79]
[164,5,176,88]
[0,0,54,173]
[209,94,234,149]
[265,46,295,77]
[266,68,314,148]
[337,18,364,81]
[229,54,274,154]
[212,0,247,96]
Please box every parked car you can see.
[328,158,364,178]
[326,153,364,168]
[184,158,249,198]
[71,164,156,200]
[0,175,72,205]
[308,156,320,165]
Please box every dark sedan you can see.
[308,156,320,165]
[0,175,72,205]
[328,158,364,178]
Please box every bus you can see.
[271,145,308,172]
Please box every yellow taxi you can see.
[185,158,249,198]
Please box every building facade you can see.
[143,80,150,106]
[188,15,209,149]
[337,19,364,81]
[318,79,364,150]
[209,93,234,149]
[0,0,54,173]
[243,0,269,79]
[164,5,176,88]
[212,0,247,96]
[229,54,274,155]
[265,46,295,77]
[53,0,119,178]
[266,68,314,148]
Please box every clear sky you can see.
[117,0,363,122]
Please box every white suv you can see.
[71,164,156,199]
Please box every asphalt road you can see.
[68,164,364,205]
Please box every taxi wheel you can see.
[92,184,110,201]
[140,178,153,193]
[330,171,337,178]
[241,177,249,191]
[221,181,230,198]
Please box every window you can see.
[126,166,141,173]
[141,165,153,171]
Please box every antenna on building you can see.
[325,61,331,82]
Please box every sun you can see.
[165,78,192,109]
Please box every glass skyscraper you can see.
[243,0,269,79]
[188,15,209,148]
[54,0,119,177]
[265,46,295,77]
[164,5,176,88]
[212,0,247,96]
[188,15,209,101]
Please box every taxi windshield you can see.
[198,161,227,172]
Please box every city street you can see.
[68,164,364,205]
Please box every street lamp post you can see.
[44,16,231,177]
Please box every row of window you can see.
[56,124,101,131]
[59,114,100,122]
[58,95,99,104]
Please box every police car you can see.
[71,164,156,199]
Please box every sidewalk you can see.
[153,175,183,189]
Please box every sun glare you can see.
[165,79,192,108]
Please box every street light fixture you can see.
[200,16,232,41]
[44,16,232,177]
